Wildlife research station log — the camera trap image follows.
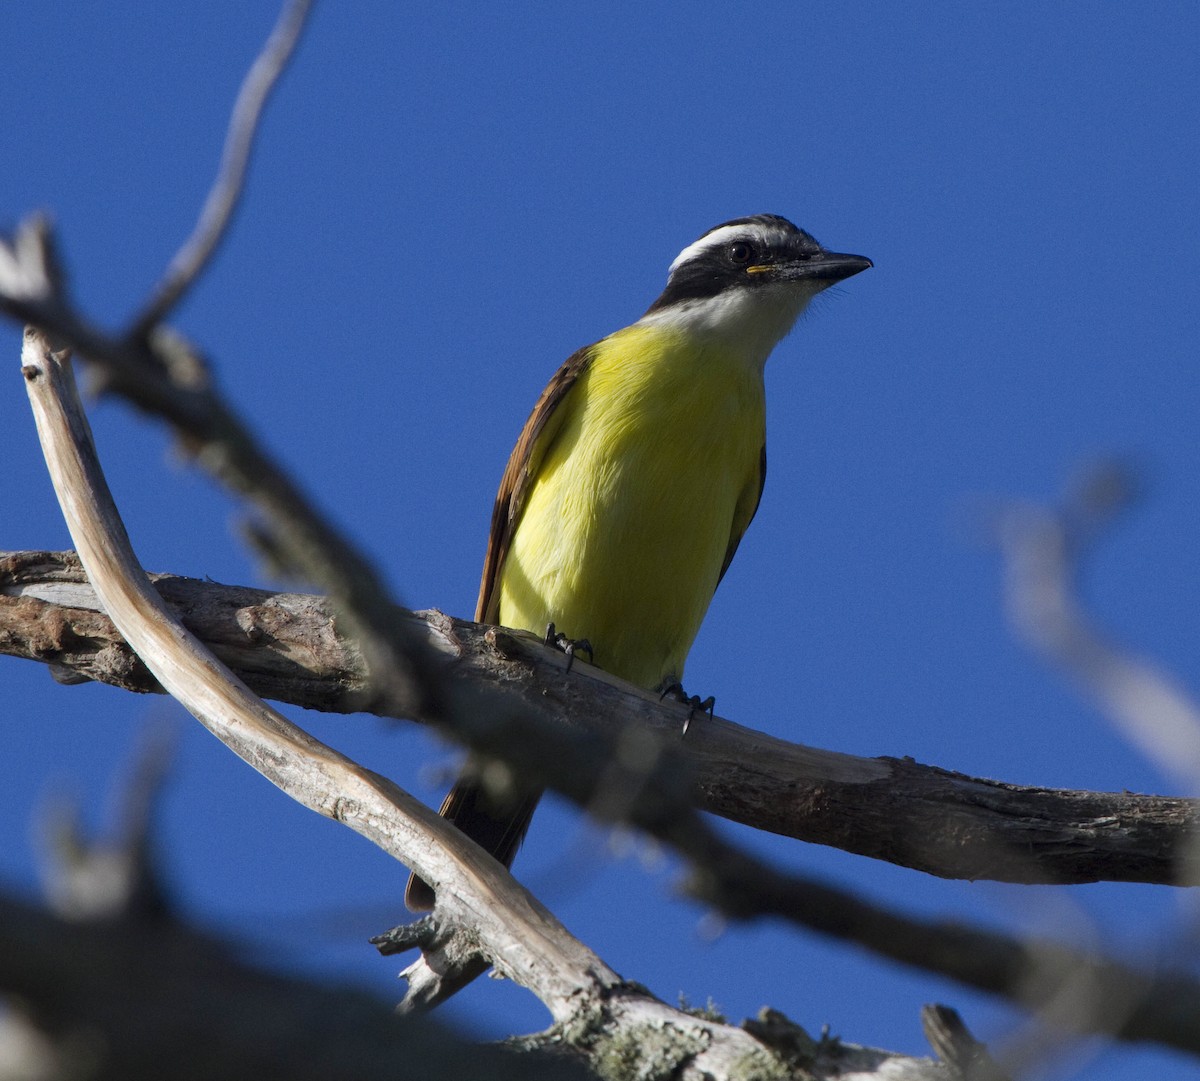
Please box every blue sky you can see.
[2,4,1198,1077]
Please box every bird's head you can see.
[640,214,871,365]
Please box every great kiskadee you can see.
[406,214,870,910]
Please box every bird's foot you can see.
[544,623,593,673]
[659,682,716,734]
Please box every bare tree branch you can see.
[8,173,1200,1061]
[131,0,315,335]
[7,11,1195,1075]
[16,328,1200,1056]
[680,840,1200,1056]
[19,329,619,1018]
[36,722,175,924]
[13,332,1200,1055]
[921,1005,1011,1081]
[10,728,586,1081]
[998,463,1200,789]
[25,328,967,1079]
[3,549,1195,889]
[1,215,441,728]
[0,891,588,1081]
[2,886,961,1081]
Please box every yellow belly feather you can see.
[497,323,765,690]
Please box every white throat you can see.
[635,282,816,371]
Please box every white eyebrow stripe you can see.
[668,224,765,275]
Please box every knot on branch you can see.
[370,914,444,957]
[741,1008,821,1070]
[372,914,491,1014]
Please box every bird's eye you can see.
[729,242,753,264]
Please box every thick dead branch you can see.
[3,548,1195,889]
[1,550,370,708]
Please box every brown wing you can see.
[717,443,767,584]
[475,344,596,623]
[406,345,595,913]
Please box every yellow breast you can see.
[497,323,765,690]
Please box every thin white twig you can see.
[132,0,314,334]
[18,327,618,1022]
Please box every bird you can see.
[406,214,870,910]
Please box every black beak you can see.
[780,251,873,283]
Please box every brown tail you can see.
[405,772,542,911]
